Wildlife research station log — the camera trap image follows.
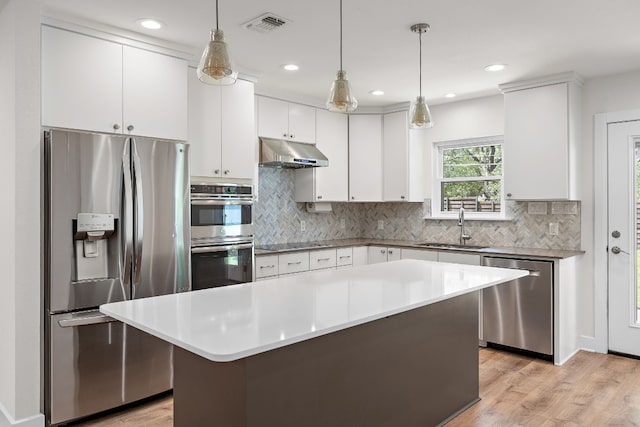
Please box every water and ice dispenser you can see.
[72,213,116,281]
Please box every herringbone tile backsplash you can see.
[254,168,581,250]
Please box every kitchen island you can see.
[101,259,527,426]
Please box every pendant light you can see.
[197,0,237,85]
[326,0,357,113]
[409,23,433,129]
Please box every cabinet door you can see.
[383,111,409,201]
[42,26,123,133]
[504,83,569,200]
[387,247,401,262]
[296,110,348,202]
[221,79,256,179]
[352,247,368,266]
[288,103,316,143]
[188,69,222,177]
[123,46,188,140]
[437,252,481,265]
[401,249,438,261]
[367,246,388,264]
[257,96,289,139]
[349,115,383,201]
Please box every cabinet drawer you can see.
[336,247,353,267]
[255,255,279,279]
[278,252,310,275]
[310,249,337,270]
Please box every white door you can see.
[608,120,640,355]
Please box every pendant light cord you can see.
[339,0,343,71]
[419,30,422,97]
[215,0,219,31]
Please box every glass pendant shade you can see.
[327,70,358,113]
[197,29,237,85]
[409,96,434,129]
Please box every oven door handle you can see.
[191,199,253,206]
[191,243,254,253]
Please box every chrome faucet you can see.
[458,207,471,245]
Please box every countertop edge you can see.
[255,239,584,260]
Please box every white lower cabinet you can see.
[352,247,368,266]
[279,252,310,276]
[255,255,279,279]
[309,249,337,270]
[336,247,354,267]
[437,252,481,265]
[400,249,438,261]
[367,246,401,264]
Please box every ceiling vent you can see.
[243,13,291,33]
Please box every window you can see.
[434,136,504,218]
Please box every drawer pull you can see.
[288,261,302,265]
[317,258,331,261]
[260,265,276,269]
[339,256,351,259]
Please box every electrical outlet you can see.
[340,218,346,229]
[300,220,306,232]
[548,222,558,236]
[378,220,384,230]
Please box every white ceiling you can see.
[41,0,640,108]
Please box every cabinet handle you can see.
[317,258,331,261]
[113,124,120,131]
[283,133,288,138]
[400,195,405,200]
[317,195,323,200]
[224,170,230,175]
[214,169,220,175]
[339,256,351,259]
[381,250,386,254]
[290,134,295,139]
[506,192,512,198]
[288,261,302,265]
[127,125,134,132]
[351,196,355,200]
[260,265,276,269]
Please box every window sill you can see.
[423,214,513,222]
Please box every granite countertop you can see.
[101,260,527,362]
[254,238,584,260]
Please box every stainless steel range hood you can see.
[259,137,329,168]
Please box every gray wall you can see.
[255,168,581,250]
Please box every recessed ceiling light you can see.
[369,90,384,96]
[444,93,457,98]
[484,64,506,72]
[137,19,164,30]
[283,64,299,71]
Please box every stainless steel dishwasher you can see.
[481,257,553,356]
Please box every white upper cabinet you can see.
[42,25,123,134]
[294,109,348,202]
[188,70,256,179]
[382,111,425,202]
[220,79,256,180]
[501,73,582,200]
[257,96,316,143]
[349,115,383,201]
[122,46,187,141]
[42,26,188,140]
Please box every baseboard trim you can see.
[579,335,605,353]
[0,402,44,427]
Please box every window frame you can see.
[432,135,505,220]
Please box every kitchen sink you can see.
[417,242,487,251]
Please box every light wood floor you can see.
[71,348,640,426]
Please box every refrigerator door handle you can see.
[122,139,134,289]
[58,310,118,328]
[132,138,144,291]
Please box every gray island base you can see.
[173,292,479,427]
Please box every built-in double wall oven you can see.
[190,177,254,291]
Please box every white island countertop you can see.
[101,259,527,362]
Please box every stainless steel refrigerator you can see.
[43,129,190,426]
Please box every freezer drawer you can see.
[46,310,173,426]
[482,257,553,356]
